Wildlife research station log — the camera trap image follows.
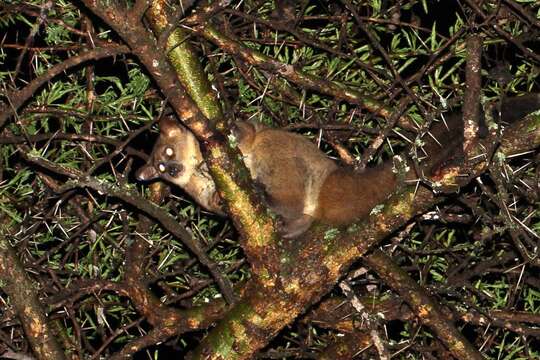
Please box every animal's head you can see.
[136,116,204,187]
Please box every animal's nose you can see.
[167,163,183,178]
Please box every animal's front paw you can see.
[279,214,314,239]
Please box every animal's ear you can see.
[160,116,184,138]
[135,163,159,181]
[232,122,256,147]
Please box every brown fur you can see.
[136,116,224,214]
[137,118,393,237]
[316,164,397,225]
[137,95,540,237]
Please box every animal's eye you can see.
[165,147,174,157]
[158,163,166,173]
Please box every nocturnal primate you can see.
[136,95,540,237]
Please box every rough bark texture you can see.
[0,228,67,360]
[1,1,539,358]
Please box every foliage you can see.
[0,0,539,359]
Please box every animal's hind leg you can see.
[280,214,315,239]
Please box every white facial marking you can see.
[165,147,174,156]
[169,131,201,186]
[158,163,166,172]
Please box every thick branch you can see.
[363,250,483,360]
[77,0,281,274]
[188,112,540,359]
[146,0,224,124]
[462,35,482,153]
[0,225,67,360]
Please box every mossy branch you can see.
[78,0,282,276]
[0,224,67,360]
[188,112,540,359]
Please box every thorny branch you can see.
[1,0,539,359]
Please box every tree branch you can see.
[0,45,129,129]
[0,223,67,360]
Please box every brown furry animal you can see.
[136,94,540,237]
